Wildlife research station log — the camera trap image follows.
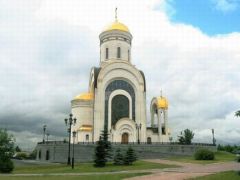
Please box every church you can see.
[71,14,170,144]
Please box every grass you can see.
[0,172,151,180]
[12,160,177,174]
[167,151,236,164]
[191,171,240,180]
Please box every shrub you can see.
[15,152,28,160]
[0,158,14,173]
[124,147,137,165]
[194,149,215,160]
[236,156,240,163]
[113,148,124,165]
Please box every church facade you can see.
[71,18,170,144]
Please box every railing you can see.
[38,141,215,146]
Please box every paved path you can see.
[1,159,239,180]
[126,159,240,180]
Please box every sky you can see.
[0,0,240,150]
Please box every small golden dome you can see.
[103,21,130,33]
[74,92,93,101]
[79,125,93,132]
[157,96,168,109]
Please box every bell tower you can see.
[99,8,132,65]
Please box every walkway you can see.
[126,159,240,180]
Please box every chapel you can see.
[71,13,170,144]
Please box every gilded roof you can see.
[74,92,93,101]
[157,96,168,109]
[103,21,130,33]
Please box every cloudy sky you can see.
[0,0,240,150]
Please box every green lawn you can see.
[167,151,236,164]
[0,172,151,180]
[191,171,240,180]
[13,160,177,174]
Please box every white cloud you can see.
[0,0,240,148]
[212,0,240,13]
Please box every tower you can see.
[99,11,132,65]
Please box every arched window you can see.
[128,49,130,61]
[38,150,41,159]
[111,95,129,126]
[106,48,109,59]
[46,150,50,160]
[117,47,121,58]
[86,134,89,141]
[105,80,135,129]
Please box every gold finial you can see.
[115,7,118,22]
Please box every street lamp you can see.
[72,131,76,169]
[43,125,47,144]
[64,113,77,165]
[46,132,50,143]
[136,123,142,144]
[212,129,216,145]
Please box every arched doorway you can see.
[121,133,129,144]
[147,137,152,144]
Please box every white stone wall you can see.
[94,61,146,142]
[146,129,159,142]
[100,40,131,62]
[71,100,93,142]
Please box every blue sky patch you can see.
[157,0,240,35]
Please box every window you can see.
[38,150,41,159]
[128,49,130,61]
[86,134,89,141]
[46,150,50,160]
[117,47,121,58]
[105,48,109,59]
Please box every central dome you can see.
[103,21,130,33]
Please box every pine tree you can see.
[124,147,137,165]
[113,148,124,165]
[94,129,112,167]
[94,137,107,167]
[101,129,112,160]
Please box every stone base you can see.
[35,142,217,163]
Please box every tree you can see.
[94,137,107,167]
[0,129,15,173]
[113,148,124,165]
[101,129,112,160]
[94,129,112,167]
[15,146,21,152]
[235,111,240,117]
[178,129,194,145]
[124,147,137,165]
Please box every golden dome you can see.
[74,92,93,101]
[79,125,92,132]
[157,96,168,109]
[103,21,130,33]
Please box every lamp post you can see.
[136,123,142,144]
[46,132,50,143]
[43,125,47,144]
[65,114,77,165]
[72,131,76,169]
[212,129,216,145]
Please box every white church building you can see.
[71,15,170,144]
